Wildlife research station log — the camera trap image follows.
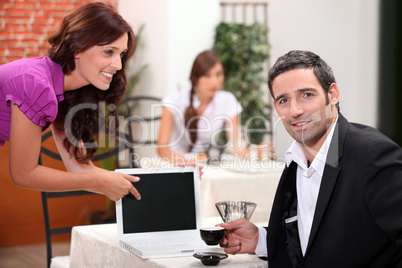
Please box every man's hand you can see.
[217,218,259,255]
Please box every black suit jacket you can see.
[266,114,402,267]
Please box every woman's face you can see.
[73,33,128,90]
[196,62,224,100]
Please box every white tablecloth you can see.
[69,218,269,268]
[69,156,284,267]
[200,160,284,223]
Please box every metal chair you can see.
[40,131,117,268]
[40,96,161,267]
[40,191,98,268]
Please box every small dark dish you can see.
[193,252,228,266]
[200,227,225,246]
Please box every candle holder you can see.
[215,201,257,223]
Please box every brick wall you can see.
[0,0,118,64]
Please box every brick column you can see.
[0,0,118,64]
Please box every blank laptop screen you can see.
[122,172,196,234]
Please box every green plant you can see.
[213,22,269,145]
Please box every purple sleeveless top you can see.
[0,56,64,146]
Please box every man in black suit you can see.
[219,50,402,267]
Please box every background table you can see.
[69,218,269,268]
[200,160,284,223]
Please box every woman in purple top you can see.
[0,3,141,201]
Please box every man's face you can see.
[272,68,339,151]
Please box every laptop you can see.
[115,166,223,259]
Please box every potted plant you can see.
[213,22,271,147]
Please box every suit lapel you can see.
[281,162,303,266]
[304,114,348,256]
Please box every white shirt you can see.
[255,116,338,257]
[161,88,242,153]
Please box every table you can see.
[69,218,269,267]
[200,160,284,223]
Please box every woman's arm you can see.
[8,104,140,201]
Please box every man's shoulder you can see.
[338,114,392,144]
[347,121,394,144]
[338,119,401,163]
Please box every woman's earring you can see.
[73,51,80,60]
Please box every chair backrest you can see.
[40,190,98,268]
[116,96,162,168]
[39,131,111,268]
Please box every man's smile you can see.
[290,119,312,129]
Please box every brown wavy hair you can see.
[185,50,221,151]
[49,2,136,163]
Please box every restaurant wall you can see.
[118,0,220,98]
[119,0,379,158]
[0,0,380,246]
[0,0,117,247]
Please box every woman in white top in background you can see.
[157,50,246,163]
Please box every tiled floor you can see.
[0,241,70,268]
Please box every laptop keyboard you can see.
[128,234,200,246]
